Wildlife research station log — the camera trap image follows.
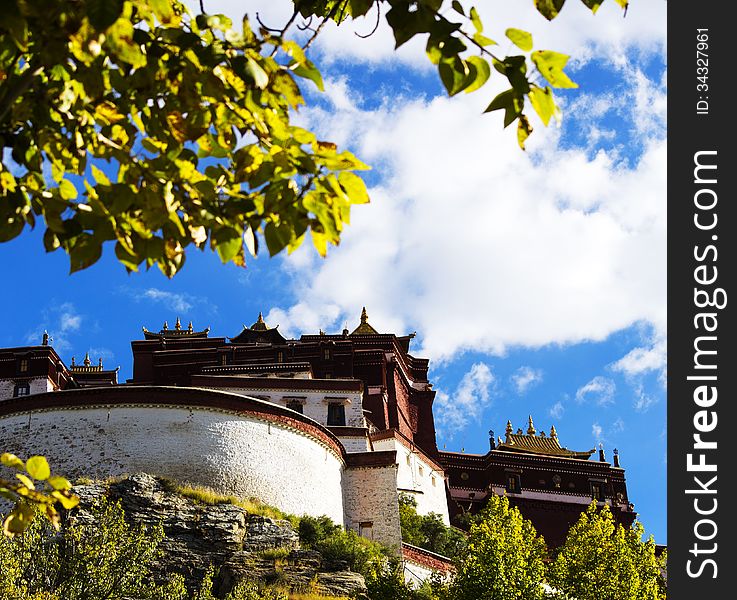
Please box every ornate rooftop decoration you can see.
[499,417,595,459]
[142,317,210,340]
[350,307,379,335]
[70,353,119,375]
[230,312,286,345]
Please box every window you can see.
[505,473,521,494]
[431,476,436,487]
[286,400,303,414]
[323,347,331,360]
[17,358,29,373]
[359,521,373,539]
[418,465,424,476]
[406,453,411,466]
[591,482,605,501]
[13,383,30,397]
[327,403,346,426]
[276,351,284,363]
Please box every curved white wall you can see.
[0,405,345,524]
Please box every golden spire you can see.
[505,420,513,443]
[251,312,268,331]
[83,352,91,367]
[98,357,103,367]
[175,316,182,331]
[527,415,536,435]
[71,356,76,367]
[350,307,379,335]
[163,321,169,331]
[550,425,558,440]
[188,321,193,332]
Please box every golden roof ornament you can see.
[83,352,91,367]
[71,356,76,367]
[550,425,558,440]
[251,312,268,331]
[163,321,169,331]
[175,317,182,331]
[527,415,536,435]
[350,306,379,335]
[505,420,513,443]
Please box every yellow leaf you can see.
[26,455,51,480]
[16,473,35,489]
[1,453,25,470]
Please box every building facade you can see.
[0,309,636,554]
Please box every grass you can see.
[258,547,292,561]
[158,478,293,521]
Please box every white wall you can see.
[0,377,54,400]
[373,437,450,525]
[0,405,345,525]
[343,463,402,550]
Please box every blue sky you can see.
[0,1,667,542]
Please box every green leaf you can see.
[47,475,73,491]
[150,0,175,24]
[534,0,566,21]
[1,453,25,470]
[506,28,533,52]
[245,57,269,89]
[91,165,111,186]
[464,56,490,93]
[264,222,290,256]
[451,1,465,16]
[528,85,558,125]
[69,233,103,273]
[87,0,125,31]
[289,59,324,91]
[438,57,468,96]
[338,172,369,204]
[517,115,532,149]
[532,50,578,88]
[215,235,242,263]
[581,0,604,13]
[26,456,51,480]
[51,490,80,510]
[16,473,35,489]
[470,7,483,33]
[349,0,374,17]
[484,89,524,127]
[59,179,78,200]
[472,32,497,47]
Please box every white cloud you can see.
[140,289,194,313]
[511,366,543,394]
[610,330,666,383]
[434,363,494,435]
[633,384,657,412]
[549,401,564,419]
[611,417,625,433]
[576,376,616,406]
[59,305,82,332]
[592,422,603,441]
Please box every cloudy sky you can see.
[0,1,667,542]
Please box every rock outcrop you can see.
[73,473,366,598]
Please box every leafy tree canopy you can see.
[449,494,548,600]
[549,502,667,600]
[399,494,466,560]
[0,0,628,276]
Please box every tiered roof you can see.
[496,416,595,459]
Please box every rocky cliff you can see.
[72,473,367,598]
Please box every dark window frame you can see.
[327,402,346,426]
[505,473,522,494]
[13,383,31,397]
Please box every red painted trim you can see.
[401,543,454,573]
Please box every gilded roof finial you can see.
[83,352,91,367]
[98,357,103,367]
[71,356,76,367]
[163,321,169,331]
[360,306,368,324]
[505,420,513,443]
[175,317,182,331]
[251,312,268,331]
[258,312,264,323]
[527,415,536,435]
[42,331,49,346]
[188,321,193,332]
[550,425,558,440]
